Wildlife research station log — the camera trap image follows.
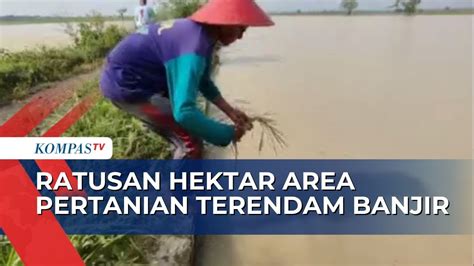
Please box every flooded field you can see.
[0,23,71,51]
[212,15,472,160]
[0,21,133,51]
[204,15,473,265]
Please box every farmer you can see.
[100,0,274,159]
[134,0,155,29]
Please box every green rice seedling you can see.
[231,112,287,159]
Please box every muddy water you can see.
[200,15,472,265]
[0,21,133,51]
[0,23,71,51]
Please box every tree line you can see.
[341,0,423,15]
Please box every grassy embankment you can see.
[0,13,127,106]
[1,1,206,265]
[0,13,163,263]
[0,77,172,265]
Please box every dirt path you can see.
[0,70,100,125]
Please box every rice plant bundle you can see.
[232,112,287,159]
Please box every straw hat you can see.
[189,0,274,27]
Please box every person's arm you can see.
[200,68,253,131]
[199,62,221,102]
[165,53,235,146]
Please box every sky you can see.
[0,0,472,16]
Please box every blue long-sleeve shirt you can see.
[100,19,234,146]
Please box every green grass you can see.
[60,78,172,264]
[1,234,158,265]
[0,14,128,105]
[28,76,171,158]
[70,235,147,265]
[0,78,172,265]
[64,97,171,160]
[0,235,149,266]
[0,47,89,104]
[57,79,171,265]
[0,238,21,266]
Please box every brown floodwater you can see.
[201,15,473,266]
[209,15,472,160]
[2,15,471,266]
[0,21,133,51]
[0,23,72,51]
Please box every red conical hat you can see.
[190,0,274,27]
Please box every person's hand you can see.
[212,96,253,130]
[228,108,253,131]
[233,123,247,142]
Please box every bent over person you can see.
[100,0,274,159]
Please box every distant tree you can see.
[340,0,358,15]
[297,9,302,14]
[445,6,450,11]
[117,8,127,22]
[155,0,202,20]
[390,0,421,14]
